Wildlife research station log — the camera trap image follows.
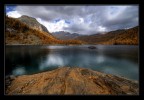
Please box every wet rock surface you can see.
[6,67,139,95]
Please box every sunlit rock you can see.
[6,67,138,95]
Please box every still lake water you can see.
[5,45,139,81]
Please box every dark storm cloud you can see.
[9,5,138,35]
[16,6,87,21]
[102,6,138,31]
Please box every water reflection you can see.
[96,55,105,63]
[12,66,26,75]
[39,54,64,71]
[5,45,138,80]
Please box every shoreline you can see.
[5,67,139,95]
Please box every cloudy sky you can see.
[6,5,138,35]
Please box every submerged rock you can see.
[88,46,97,49]
[6,67,139,95]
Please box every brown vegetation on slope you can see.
[17,15,49,33]
[75,26,138,45]
[5,16,82,45]
[111,26,138,45]
[6,67,138,95]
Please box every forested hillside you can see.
[5,16,82,45]
[75,26,138,45]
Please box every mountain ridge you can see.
[5,15,138,45]
[75,26,138,45]
[5,16,82,45]
[52,31,80,40]
[17,15,49,33]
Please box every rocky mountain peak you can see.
[52,31,80,40]
[17,15,49,33]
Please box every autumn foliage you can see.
[6,16,138,45]
[5,16,82,45]
[75,26,138,45]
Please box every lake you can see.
[5,45,139,81]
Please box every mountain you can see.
[17,15,49,33]
[6,67,138,95]
[5,16,82,45]
[52,31,80,40]
[6,15,138,45]
[75,26,138,45]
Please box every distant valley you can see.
[52,31,80,40]
[52,27,138,45]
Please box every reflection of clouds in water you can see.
[101,59,138,80]
[101,58,122,74]
[77,54,93,67]
[12,66,26,75]
[102,66,121,76]
[45,46,66,49]
[77,54,105,68]
[39,54,64,70]
[96,55,105,63]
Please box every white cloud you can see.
[79,18,84,23]
[98,26,106,32]
[37,18,68,32]
[6,5,138,35]
[7,11,21,18]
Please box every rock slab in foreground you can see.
[6,67,139,95]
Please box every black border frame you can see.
[1,0,142,96]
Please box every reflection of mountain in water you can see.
[5,45,138,80]
[5,46,50,75]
